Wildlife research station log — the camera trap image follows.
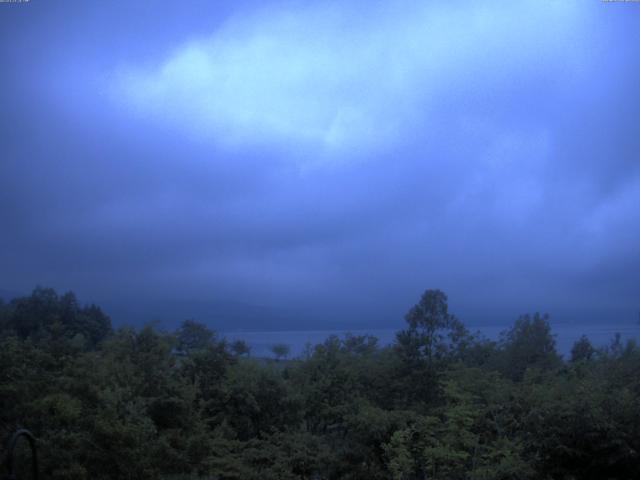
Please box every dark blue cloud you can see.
[1,0,639,329]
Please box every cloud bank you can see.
[0,0,639,328]
[114,1,586,158]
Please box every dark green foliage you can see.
[395,289,472,406]
[398,289,470,364]
[270,343,291,361]
[571,334,596,362]
[230,339,251,357]
[498,312,562,381]
[0,287,111,348]
[1,287,639,479]
[177,319,216,354]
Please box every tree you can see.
[570,335,595,362]
[394,290,470,405]
[397,289,469,363]
[271,343,290,361]
[176,319,214,354]
[342,333,378,355]
[219,361,301,440]
[499,313,561,381]
[231,339,251,357]
[1,287,111,349]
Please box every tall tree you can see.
[499,313,561,381]
[397,289,469,363]
[176,319,215,354]
[570,335,596,363]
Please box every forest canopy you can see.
[1,288,639,479]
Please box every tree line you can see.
[1,287,639,479]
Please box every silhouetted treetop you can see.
[0,286,111,348]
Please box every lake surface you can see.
[224,324,640,358]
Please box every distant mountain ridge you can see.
[100,298,351,332]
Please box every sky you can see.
[1,0,639,330]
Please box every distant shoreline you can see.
[223,323,640,358]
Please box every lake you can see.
[224,323,640,358]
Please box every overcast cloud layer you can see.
[1,0,639,329]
